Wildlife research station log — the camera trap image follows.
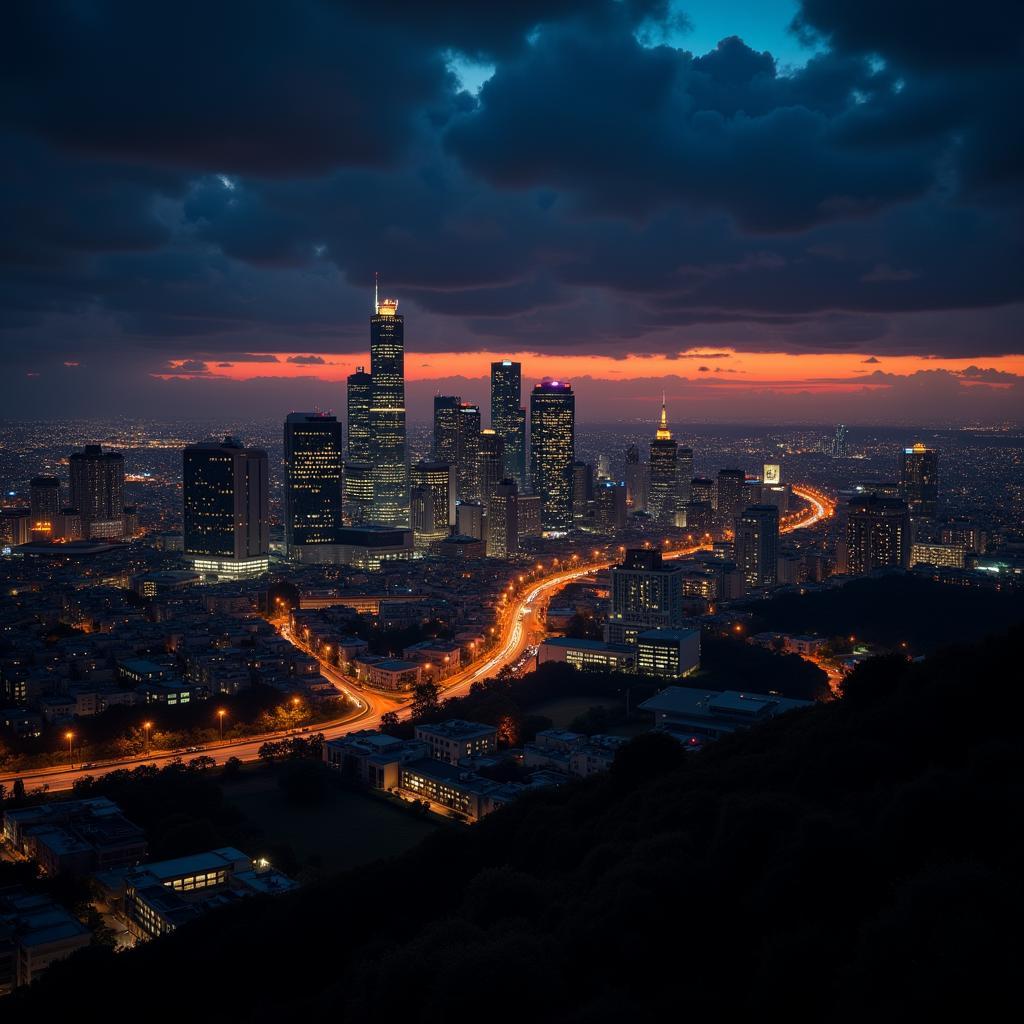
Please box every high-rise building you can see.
[183,438,269,579]
[691,477,713,504]
[410,461,455,535]
[530,379,575,533]
[607,549,685,645]
[486,479,519,559]
[596,453,612,480]
[594,480,627,533]
[69,445,125,539]
[900,442,939,517]
[676,447,694,505]
[832,424,848,458]
[29,477,61,539]
[478,429,505,506]
[368,291,408,525]
[572,461,593,522]
[343,462,375,524]
[346,367,372,462]
[625,444,649,513]
[432,396,462,466]
[846,494,911,575]
[648,399,678,524]
[490,360,526,488]
[734,504,780,588]
[715,468,746,523]
[517,494,542,538]
[284,413,343,560]
[455,501,484,541]
[410,486,445,553]
[457,404,482,502]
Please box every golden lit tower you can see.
[648,396,679,524]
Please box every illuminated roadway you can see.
[0,484,834,794]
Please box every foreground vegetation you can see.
[12,624,1024,1020]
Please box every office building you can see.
[596,453,612,480]
[691,477,713,504]
[910,541,966,569]
[676,447,694,505]
[517,494,542,537]
[368,291,408,525]
[283,413,343,560]
[538,637,636,672]
[490,360,527,488]
[183,438,269,579]
[624,444,648,512]
[572,461,593,522]
[648,399,678,524]
[846,494,911,574]
[455,501,484,541]
[342,461,374,524]
[636,628,701,679]
[900,442,939,517]
[415,720,498,765]
[457,404,482,502]
[410,460,455,529]
[640,686,812,741]
[331,525,413,570]
[715,468,746,522]
[346,367,372,462]
[0,889,91,992]
[29,476,61,540]
[594,479,626,533]
[530,378,575,533]
[410,486,440,553]
[478,429,505,505]
[69,444,125,539]
[832,423,848,458]
[734,504,780,588]
[486,479,519,559]
[432,395,462,467]
[607,549,685,645]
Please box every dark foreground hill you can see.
[14,628,1024,1022]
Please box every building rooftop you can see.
[416,719,497,741]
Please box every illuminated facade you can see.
[346,367,372,462]
[410,460,455,530]
[485,478,519,558]
[607,549,685,645]
[478,428,505,505]
[677,447,694,504]
[648,399,679,524]
[69,444,124,539]
[846,494,911,574]
[910,541,966,569]
[530,379,575,533]
[342,461,374,524]
[517,493,542,537]
[594,479,626,533]
[900,442,939,517]
[734,504,780,587]
[283,412,343,558]
[715,468,746,522]
[29,476,61,539]
[490,360,527,488]
[636,628,701,679]
[538,636,636,672]
[432,397,482,503]
[625,443,649,512]
[183,437,269,579]
[369,296,408,525]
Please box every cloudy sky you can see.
[2,0,1022,424]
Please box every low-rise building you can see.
[364,659,421,692]
[323,731,428,789]
[0,888,92,993]
[414,720,498,764]
[635,628,701,678]
[537,636,636,673]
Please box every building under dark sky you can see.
[490,360,526,489]
[368,296,408,526]
[530,378,575,533]
[283,412,343,558]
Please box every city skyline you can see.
[2,3,1022,424]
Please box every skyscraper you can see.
[368,291,408,525]
[457,403,482,502]
[432,395,462,465]
[530,379,575,533]
[832,424,848,458]
[346,367,372,463]
[676,447,694,506]
[486,479,519,559]
[594,479,627,533]
[900,442,939,517]
[284,412,343,561]
[29,476,61,539]
[69,444,125,539]
[846,494,911,574]
[410,461,455,533]
[343,462,375,524]
[572,461,593,522]
[478,429,505,506]
[490,360,526,488]
[625,444,648,513]
[648,399,678,524]
[735,504,780,588]
[715,468,746,524]
[607,549,685,645]
[183,438,269,579]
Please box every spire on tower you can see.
[655,393,672,440]
[374,271,379,313]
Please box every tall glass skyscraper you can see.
[735,504,780,587]
[346,367,372,463]
[183,437,269,579]
[29,476,61,537]
[648,400,678,524]
[479,429,505,505]
[369,295,408,525]
[69,444,125,539]
[900,442,939,517]
[530,379,575,533]
[284,412,343,560]
[433,397,481,502]
[490,360,526,488]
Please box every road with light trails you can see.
[0,484,833,794]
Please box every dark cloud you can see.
[285,354,327,365]
[862,356,880,363]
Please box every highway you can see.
[0,484,834,794]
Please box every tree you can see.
[278,760,331,806]
[410,680,441,720]
[11,778,26,804]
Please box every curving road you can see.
[1,484,834,794]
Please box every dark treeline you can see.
[12,626,1024,1020]
[742,573,1024,653]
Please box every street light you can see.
[65,730,74,766]
[143,720,153,754]
[217,708,227,740]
